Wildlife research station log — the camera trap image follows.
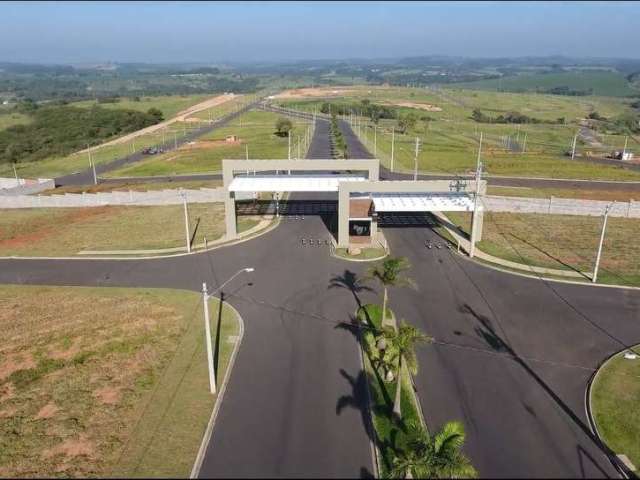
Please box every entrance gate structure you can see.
[222,159,486,255]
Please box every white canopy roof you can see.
[229,175,366,192]
[372,193,476,212]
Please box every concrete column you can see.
[224,191,238,240]
[370,217,378,243]
[470,207,484,243]
[338,186,350,248]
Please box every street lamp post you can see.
[202,267,255,394]
[593,202,614,283]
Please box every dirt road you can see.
[74,93,239,155]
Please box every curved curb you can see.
[189,297,246,479]
[453,249,640,292]
[0,217,281,262]
[585,346,640,480]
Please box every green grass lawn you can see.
[106,110,312,177]
[0,203,259,256]
[446,211,640,286]
[357,304,426,477]
[591,346,640,471]
[0,285,239,477]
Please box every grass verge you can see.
[335,246,387,261]
[0,204,259,256]
[445,211,640,287]
[591,346,640,471]
[0,285,240,477]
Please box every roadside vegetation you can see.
[446,211,640,287]
[0,204,259,256]
[591,346,640,472]
[107,110,312,177]
[352,257,476,478]
[0,285,240,477]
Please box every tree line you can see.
[0,104,164,165]
[471,108,565,125]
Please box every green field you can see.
[591,347,640,471]
[107,110,313,177]
[446,211,640,286]
[71,94,212,119]
[453,71,639,97]
[0,285,239,477]
[0,111,31,130]
[277,86,640,180]
[0,203,259,256]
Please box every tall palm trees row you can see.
[365,256,477,479]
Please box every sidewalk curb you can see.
[0,217,280,262]
[189,298,246,479]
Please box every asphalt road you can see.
[384,224,640,477]
[54,101,260,187]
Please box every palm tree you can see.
[367,257,414,329]
[384,321,431,418]
[390,421,477,479]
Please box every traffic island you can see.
[355,304,427,477]
[589,345,640,476]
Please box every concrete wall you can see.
[0,177,55,196]
[0,187,226,208]
[483,195,640,218]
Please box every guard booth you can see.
[337,180,485,249]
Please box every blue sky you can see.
[1,1,639,63]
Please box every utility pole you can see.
[297,136,301,159]
[245,144,249,160]
[288,133,291,160]
[592,202,613,283]
[180,191,191,253]
[413,137,421,181]
[522,132,527,154]
[12,163,18,182]
[623,136,628,158]
[202,282,216,394]
[571,134,577,160]
[391,130,395,172]
[470,132,483,259]
[91,158,97,185]
[374,125,377,156]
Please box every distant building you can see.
[226,135,239,142]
